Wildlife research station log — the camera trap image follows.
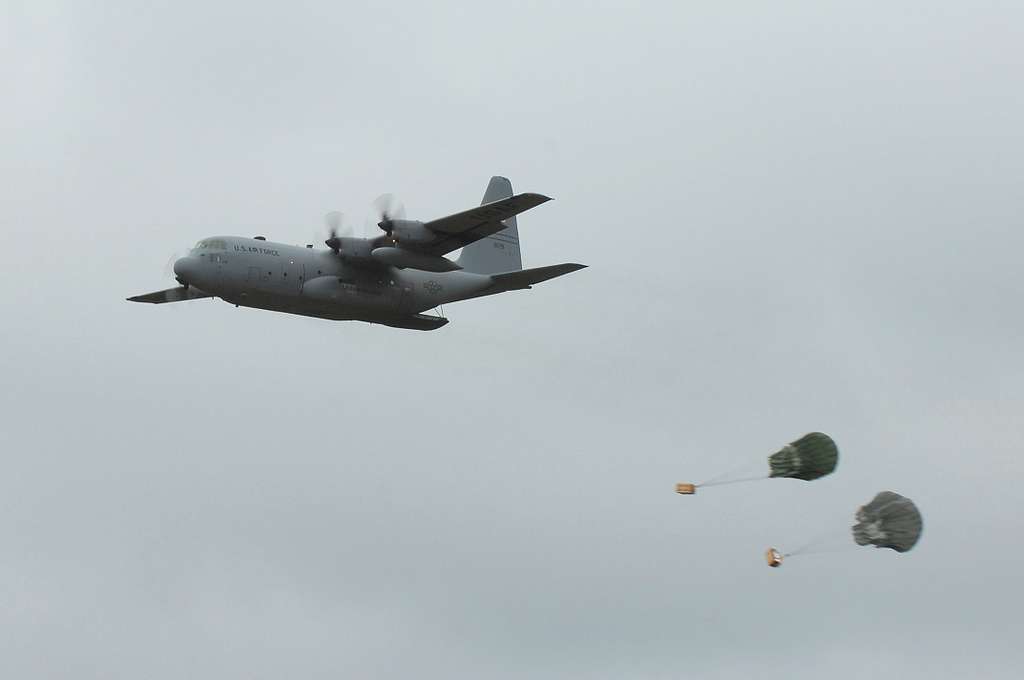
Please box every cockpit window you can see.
[193,239,227,251]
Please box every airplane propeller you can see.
[322,195,406,253]
[324,210,353,252]
[164,248,192,280]
[372,193,406,239]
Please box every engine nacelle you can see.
[386,219,434,246]
[371,247,461,272]
[332,236,373,261]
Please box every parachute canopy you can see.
[851,491,923,553]
[768,432,839,481]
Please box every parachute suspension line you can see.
[786,543,857,558]
[679,433,838,495]
[784,527,856,557]
[695,457,769,488]
[696,474,769,488]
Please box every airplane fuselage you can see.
[130,178,586,330]
[175,236,495,324]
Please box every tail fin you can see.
[457,176,523,274]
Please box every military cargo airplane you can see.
[128,177,585,330]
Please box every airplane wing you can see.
[127,286,212,303]
[421,193,551,256]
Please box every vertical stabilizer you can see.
[457,176,523,274]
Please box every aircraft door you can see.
[397,282,414,313]
[280,258,302,296]
[382,273,409,313]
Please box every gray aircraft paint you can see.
[129,178,585,330]
[176,236,501,325]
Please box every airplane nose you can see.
[173,256,199,285]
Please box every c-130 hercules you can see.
[128,177,586,330]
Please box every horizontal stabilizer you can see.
[490,263,587,290]
[425,193,551,235]
[127,286,212,304]
[379,314,450,331]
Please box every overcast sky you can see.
[3,1,1023,678]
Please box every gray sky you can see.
[3,1,1023,677]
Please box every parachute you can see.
[768,490,923,567]
[768,432,838,481]
[851,491,923,553]
[671,429,925,569]
[677,432,838,494]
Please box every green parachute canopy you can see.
[851,491,923,553]
[767,432,839,481]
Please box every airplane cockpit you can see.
[192,238,228,252]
